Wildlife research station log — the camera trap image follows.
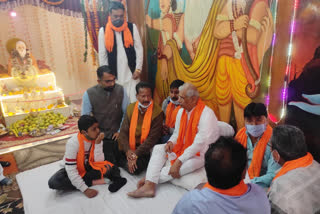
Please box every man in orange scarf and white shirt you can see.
[268,125,320,214]
[127,83,220,198]
[118,82,164,175]
[235,102,280,188]
[98,1,143,103]
[161,79,185,143]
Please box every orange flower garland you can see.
[85,0,97,65]
[41,0,64,6]
[92,0,100,40]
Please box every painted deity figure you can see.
[148,0,273,130]
[175,0,214,60]
[146,0,179,104]
[213,0,273,129]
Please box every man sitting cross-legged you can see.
[127,82,219,198]
[117,82,164,175]
[48,115,127,198]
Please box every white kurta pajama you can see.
[145,106,219,184]
[98,24,143,103]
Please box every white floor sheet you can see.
[16,161,187,214]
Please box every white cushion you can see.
[170,167,207,190]
[218,121,235,137]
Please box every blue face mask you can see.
[245,123,266,137]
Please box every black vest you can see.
[105,22,136,77]
[87,84,124,139]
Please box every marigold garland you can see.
[92,0,100,39]
[42,0,64,6]
[80,0,88,62]
[85,0,96,65]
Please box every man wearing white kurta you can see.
[127,83,220,198]
[98,1,143,102]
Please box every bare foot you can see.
[137,177,146,189]
[127,182,156,198]
[92,178,106,185]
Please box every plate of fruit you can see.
[9,112,68,137]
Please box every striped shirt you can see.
[62,134,104,192]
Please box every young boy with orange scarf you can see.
[235,102,280,188]
[48,115,127,198]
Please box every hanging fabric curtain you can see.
[0,0,82,16]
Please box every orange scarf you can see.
[165,102,181,128]
[171,99,205,164]
[203,180,248,196]
[235,125,273,179]
[77,133,114,178]
[273,152,313,182]
[104,16,133,53]
[129,101,154,151]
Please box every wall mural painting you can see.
[286,0,320,161]
[145,0,276,130]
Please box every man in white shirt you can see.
[127,83,219,198]
[98,1,143,102]
[48,115,127,198]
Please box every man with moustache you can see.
[98,1,143,102]
[118,82,164,175]
[161,79,185,143]
[82,65,129,177]
[127,83,219,198]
